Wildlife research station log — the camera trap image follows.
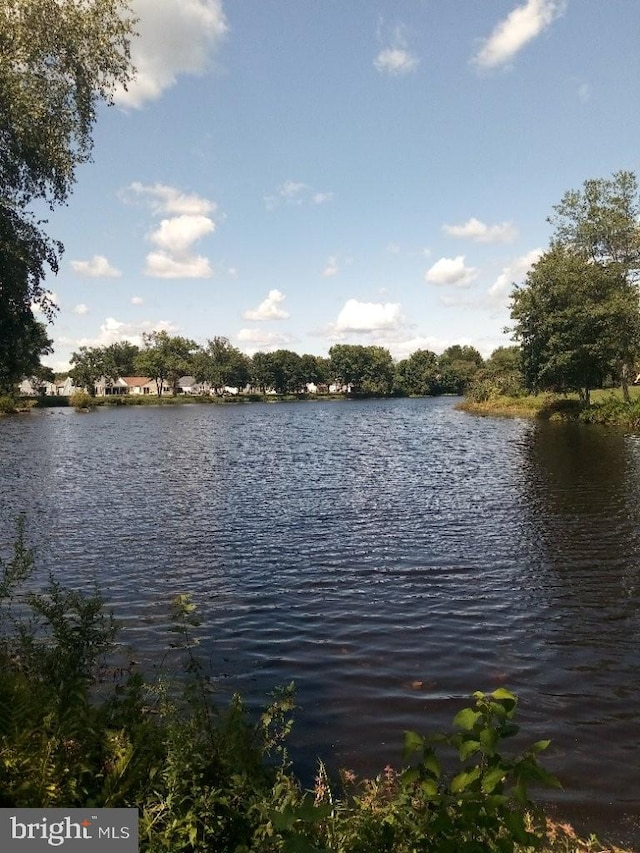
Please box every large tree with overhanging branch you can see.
[0,0,136,393]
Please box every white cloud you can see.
[131,296,144,305]
[334,299,403,334]
[322,256,340,277]
[57,317,178,350]
[374,47,419,76]
[145,252,213,279]
[235,328,296,354]
[125,182,218,279]
[243,289,290,321]
[114,0,229,108]
[474,0,565,69]
[425,256,478,288]
[73,304,89,315]
[488,248,543,305]
[265,180,333,210]
[313,192,334,205]
[71,255,122,278]
[389,335,473,360]
[124,182,216,216]
[443,217,518,243]
[148,214,215,255]
[374,22,419,76]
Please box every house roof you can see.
[121,376,152,387]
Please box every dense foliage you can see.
[0,0,136,393]
[510,171,640,404]
[0,524,568,853]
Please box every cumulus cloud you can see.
[243,289,290,321]
[474,0,565,69]
[235,328,296,354]
[71,255,122,278]
[374,22,419,76]
[131,296,144,305]
[57,317,178,350]
[374,47,419,76]
[265,180,333,211]
[145,252,213,279]
[148,214,215,255]
[114,0,229,108]
[334,299,403,334]
[443,217,518,244]
[124,182,216,216]
[124,182,217,278]
[73,304,89,315]
[488,249,543,305]
[425,256,478,288]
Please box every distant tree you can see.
[102,341,140,380]
[193,337,250,394]
[269,349,305,394]
[136,331,198,397]
[465,346,524,402]
[299,353,326,388]
[250,352,275,393]
[69,346,106,395]
[511,245,640,405]
[437,345,484,395]
[328,344,394,395]
[394,349,439,396]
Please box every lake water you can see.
[1,397,639,845]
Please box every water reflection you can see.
[516,422,640,841]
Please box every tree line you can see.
[67,332,500,399]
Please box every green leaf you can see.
[453,707,482,731]
[529,739,551,753]
[450,766,481,793]
[403,729,424,757]
[420,778,439,798]
[480,766,506,793]
[458,739,481,761]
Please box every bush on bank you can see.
[0,522,627,853]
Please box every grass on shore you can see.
[459,386,640,429]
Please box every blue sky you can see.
[38,0,640,371]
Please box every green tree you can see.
[250,352,274,393]
[69,346,106,395]
[102,341,140,381]
[511,245,640,405]
[437,345,484,395]
[0,0,136,391]
[394,349,439,396]
[269,349,305,394]
[136,332,198,397]
[193,337,250,394]
[465,346,524,402]
[549,170,640,399]
[328,344,394,395]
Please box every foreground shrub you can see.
[0,523,568,852]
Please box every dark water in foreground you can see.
[1,397,639,845]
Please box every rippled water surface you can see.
[1,398,640,843]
